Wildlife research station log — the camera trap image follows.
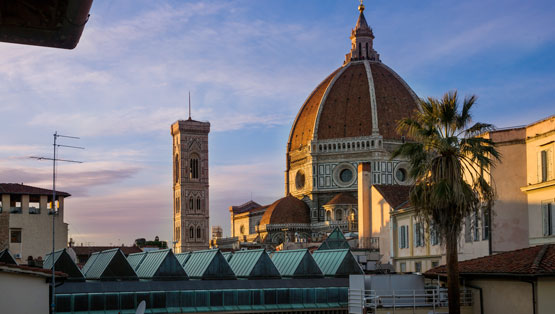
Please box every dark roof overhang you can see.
[0,0,93,49]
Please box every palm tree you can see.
[392,91,500,314]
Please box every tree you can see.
[392,91,500,314]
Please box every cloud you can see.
[0,161,141,197]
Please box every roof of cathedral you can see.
[373,184,412,210]
[325,193,357,206]
[229,200,262,214]
[259,195,311,225]
[287,6,418,153]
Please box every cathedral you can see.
[229,3,419,247]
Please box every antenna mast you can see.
[188,91,191,120]
[30,132,84,314]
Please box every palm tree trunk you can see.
[446,230,461,314]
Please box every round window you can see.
[340,169,353,183]
[295,170,305,189]
[396,168,407,182]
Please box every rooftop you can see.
[373,184,412,209]
[426,244,555,277]
[0,183,70,197]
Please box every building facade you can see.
[231,3,419,248]
[521,115,555,246]
[171,118,210,252]
[0,183,69,263]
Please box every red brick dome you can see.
[260,195,310,225]
[287,7,419,153]
[288,61,419,152]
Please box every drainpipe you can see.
[524,279,537,314]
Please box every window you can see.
[430,224,439,246]
[197,227,201,239]
[196,198,201,211]
[415,262,422,273]
[543,201,555,236]
[10,229,21,243]
[190,155,199,180]
[175,197,180,214]
[399,225,409,249]
[174,154,180,183]
[473,211,480,241]
[335,209,343,221]
[10,196,22,214]
[189,227,195,239]
[29,198,40,214]
[482,208,490,241]
[538,148,553,183]
[432,261,440,268]
[189,197,194,211]
[414,223,424,247]
[326,211,331,221]
[464,216,472,242]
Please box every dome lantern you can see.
[346,1,380,63]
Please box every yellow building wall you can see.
[370,187,392,264]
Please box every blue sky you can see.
[0,0,554,245]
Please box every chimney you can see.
[357,162,372,248]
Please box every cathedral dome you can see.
[287,7,419,153]
[259,195,311,225]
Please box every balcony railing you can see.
[349,288,473,312]
[10,207,22,214]
[29,207,41,214]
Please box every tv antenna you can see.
[188,91,192,120]
[30,131,84,314]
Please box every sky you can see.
[0,0,554,246]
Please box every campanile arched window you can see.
[174,154,179,183]
[189,226,194,239]
[196,197,201,211]
[189,197,194,211]
[197,227,201,239]
[190,154,199,179]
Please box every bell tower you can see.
[171,111,210,253]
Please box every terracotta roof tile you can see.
[370,63,418,140]
[325,193,357,206]
[289,68,340,150]
[0,262,67,278]
[426,244,555,277]
[0,183,70,197]
[373,184,412,209]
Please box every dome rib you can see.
[288,68,341,151]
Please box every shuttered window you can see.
[543,202,554,236]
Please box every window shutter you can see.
[399,226,404,249]
[548,148,554,181]
[538,151,543,183]
[543,203,549,236]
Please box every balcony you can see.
[29,207,41,214]
[349,288,473,313]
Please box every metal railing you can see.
[349,288,472,313]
